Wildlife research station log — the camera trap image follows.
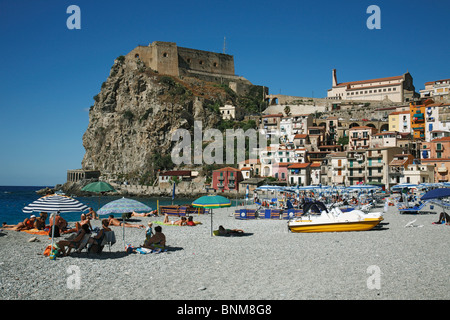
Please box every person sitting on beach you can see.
[131,209,158,217]
[34,212,48,230]
[86,207,99,220]
[62,213,93,234]
[433,211,450,225]
[186,216,196,226]
[142,225,166,250]
[88,219,112,246]
[49,212,68,233]
[163,213,187,226]
[57,224,91,256]
[218,225,244,236]
[107,215,144,229]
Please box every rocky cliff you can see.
[81,55,236,185]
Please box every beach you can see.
[0,204,448,301]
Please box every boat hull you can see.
[288,218,382,233]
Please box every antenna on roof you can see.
[223,36,226,54]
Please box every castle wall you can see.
[177,46,235,76]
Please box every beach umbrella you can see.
[192,195,231,236]
[22,194,89,257]
[81,181,116,193]
[97,197,152,215]
[97,197,152,252]
[81,181,116,212]
[421,188,450,201]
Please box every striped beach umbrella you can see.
[97,197,152,215]
[23,194,89,214]
[22,194,89,257]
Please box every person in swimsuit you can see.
[218,225,244,236]
[107,215,144,229]
[142,225,166,250]
[89,219,111,245]
[11,215,37,231]
[62,213,92,234]
[163,214,187,226]
[34,212,48,230]
[57,224,91,256]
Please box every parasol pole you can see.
[50,212,56,254]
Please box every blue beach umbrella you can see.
[97,197,152,215]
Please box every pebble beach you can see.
[0,204,448,301]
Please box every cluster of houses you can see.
[158,74,450,193]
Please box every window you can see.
[393,88,396,91]
[163,52,168,57]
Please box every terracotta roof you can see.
[288,163,310,169]
[294,134,308,139]
[310,163,321,168]
[431,136,450,142]
[274,162,291,167]
[337,75,404,87]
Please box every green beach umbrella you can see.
[81,181,116,212]
[192,195,231,236]
[82,181,116,193]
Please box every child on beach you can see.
[142,225,166,251]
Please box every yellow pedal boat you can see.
[288,202,383,233]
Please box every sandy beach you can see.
[0,203,448,301]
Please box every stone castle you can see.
[126,41,260,96]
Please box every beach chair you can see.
[72,233,91,254]
[100,230,116,252]
[270,209,282,219]
[398,200,430,214]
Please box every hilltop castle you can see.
[126,41,259,95]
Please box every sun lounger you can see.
[398,200,430,214]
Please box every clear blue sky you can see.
[0,0,449,186]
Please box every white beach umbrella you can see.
[23,194,89,257]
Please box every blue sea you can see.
[0,186,231,225]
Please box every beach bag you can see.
[43,244,60,257]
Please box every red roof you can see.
[337,75,404,87]
[288,163,310,169]
[213,167,240,172]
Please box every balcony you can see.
[367,162,383,167]
[438,167,448,173]
[349,171,365,177]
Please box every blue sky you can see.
[0,0,449,186]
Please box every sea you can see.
[0,185,239,225]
